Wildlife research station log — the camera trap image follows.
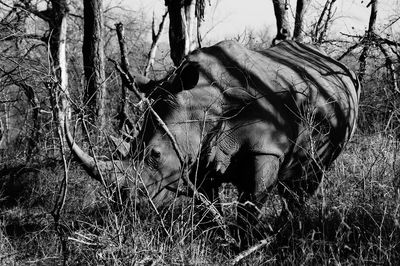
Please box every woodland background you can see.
[0,0,400,265]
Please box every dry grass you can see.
[1,131,400,265]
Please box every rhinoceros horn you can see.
[64,118,126,185]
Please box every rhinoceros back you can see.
[185,40,359,187]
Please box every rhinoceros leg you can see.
[276,160,324,230]
[234,154,280,248]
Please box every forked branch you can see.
[144,10,168,77]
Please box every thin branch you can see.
[108,58,140,98]
[313,0,330,40]
[337,42,360,61]
[14,3,52,22]
[68,13,83,19]
[317,0,336,44]
[339,32,364,39]
[1,33,46,42]
[114,22,133,130]
[229,237,275,265]
[389,45,400,61]
[144,10,168,77]
[376,36,400,47]
[115,23,131,74]
[67,237,101,247]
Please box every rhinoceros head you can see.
[132,63,210,193]
[66,63,216,204]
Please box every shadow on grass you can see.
[260,204,400,264]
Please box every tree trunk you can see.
[379,43,399,93]
[318,0,336,44]
[184,0,197,54]
[359,0,378,84]
[46,0,69,135]
[46,0,69,160]
[83,0,106,130]
[272,0,291,44]
[11,80,41,161]
[293,0,310,42]
[312,0,330,43]
[166,0,198,66]
[166,0,187,66]
[115,22,130,131]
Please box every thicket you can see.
[1,4,400,266]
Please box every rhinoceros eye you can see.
[146,148,162,168]
[150,148,161,159]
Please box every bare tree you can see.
[2,0,71,260]
[358,0,378,84]
[83,0,106,131]
[338,0,399,93]
[311,0,336,44]
[0,0,70,158]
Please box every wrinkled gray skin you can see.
[66,40,360,243]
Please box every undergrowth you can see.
[1,132,399,265]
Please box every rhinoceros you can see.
[66,40,360,241]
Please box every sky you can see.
[123,0,400,43]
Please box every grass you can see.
[1,131,399,265]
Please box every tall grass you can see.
[1,130,399,265]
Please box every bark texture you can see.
[293,0,311,42]
[359,0,378,84]
[165,0,198,66]
[272,0,291,44]
[83,0,106,130]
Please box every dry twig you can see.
[229,236,275,265]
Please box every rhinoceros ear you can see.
[179,63,199,90]
[133,74,155,94]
